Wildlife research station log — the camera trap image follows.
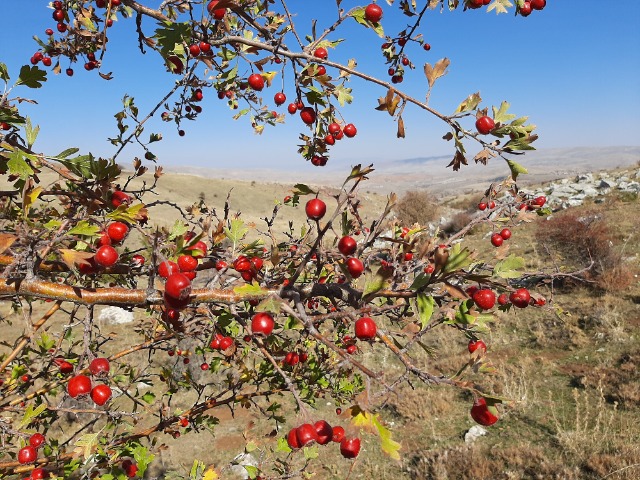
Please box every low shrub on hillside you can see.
[536,210,634,292]
[395,190,440,226]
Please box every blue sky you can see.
[1,1,639,171]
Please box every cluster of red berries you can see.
[478,199,496,211]
[468,285,543,310]
[519,0,546,17]
[490,228,512,248]
[232,254,264,282]
[519,195,547,211]
[210,333,235,352]
[207,0,227,20]
[283,350,309,367]
[17,433,47,471]
[66,357,112,406]
[287,421,361,459]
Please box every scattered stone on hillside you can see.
[230,453,257,479]
[464,425,488,443]
[576,173,594,183]
[98,306,134,325]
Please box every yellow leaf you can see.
[23,186,43,216]
[203,467,219,480]
[59,249,95,270]
[424,57,450,88]
[0,233,18,255]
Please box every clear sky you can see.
[1,1,639,171]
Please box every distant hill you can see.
[162,146,640,195]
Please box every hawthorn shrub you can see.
[536,210,634,291]
[0,1,559,479]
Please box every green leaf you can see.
[506,159,528,180]
[409,272,430,290]
[243,466,259,479]
[233,282,267,297]
[68,221,101,237]
[334,84,353,107]
[74,428,104,460]
[371,413,402,461]
[492,101,516,124]
[7,150,34,179]
[362,265,393,298]
[416,293,435,329]
[16,65,47,88]
[18,403,47,429]
[107,203,146,224]
[443,244,473,273]
[494,254,525,278]
[292,184,315,196]
[0,62,9,82]
[141,392,156,404]
[168,220,188,241]
[225,218,249,246]
[54,147,80,159]
[276,437,292,453]
[303,445,319,460]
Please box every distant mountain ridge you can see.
[159,146,640,195]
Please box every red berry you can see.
[131,254,145,268]
[215,260,228,271]
[478,202,487,211]
[274,92,286,106]
[201,363,209,370]
[45,28,54,35]
[490,233,504,247]
[355,317,377,340]
[470,397,499,426]
[296,423,318,446]
[95,245,118,267]
[530,0,546,10]
[287,103,297,114]
[199,42,211,54]
[31,467,46,479]
[476,116,495,135]
[186,240,207,258]
[509,288,530,308]
[423,43,431,51]
[42,57,52,67]
[305,198,326,220]
[165,273,192,300]
[18,446,37,464]
[90,384,112,406]
[497,293,509,306]
[29,433,46,449]
[250,256,263,270]
[54,358,74,374]
[110,190,131,208]
[340,437,361,459]
[500,228,512,240]
[364,3,383,22]
[346,344,357,355]
[313,47,328,59]
[328,122,341,135]
[178,254,199,272]
[158,260,179,278]
[300,107,316,125]
[533,195,547,207]
[287,428,301,449]
[332,425,346,442]
[314,420,333,445]
[89,357,110,376]
[520,2,532,16]
[472,289,496,310]
[207,1,226,19]
[468,339,487,354]
[107,221,129,243]
[343,123,357,138]
[188,44,201,57]
[346,257,364,278]
[338,236,357,255]
[53,10,65,21]
[251,312,275,336]
[247,73,265,91]
[68,375,92,398]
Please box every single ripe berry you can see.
[478,202,487,211]
[18,446,37,464]
[305,198,326,220]
[313,47,328,59]
[355,317,377,340]
[500,228,512,240]
[346,257,364,278]
[300,107,316,125]
[509,288,531,308]
[107,221,129,243]
[338,236,357,256]
[251,312,275,336]
[468,339,487,354]
[340,437,361,459]
[470,397,499,426]
[475,116,495,135]
[165,273,192,300]
[274,92,286,106]
[29,433,46,449]
[364,3,383,23]
[472,289,496,310]
[95,245,118,267]
[343,123,357,138]
[90,384,112,406]
[247,73,265,91]
[89,357,110,376]
[158,260,179,278]
[67,374,92,398]
[490,233,504,247]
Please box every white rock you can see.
[230,453,258,479]
[464,425,488,443]
[98,306,134,325]
[575,173,594,183]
